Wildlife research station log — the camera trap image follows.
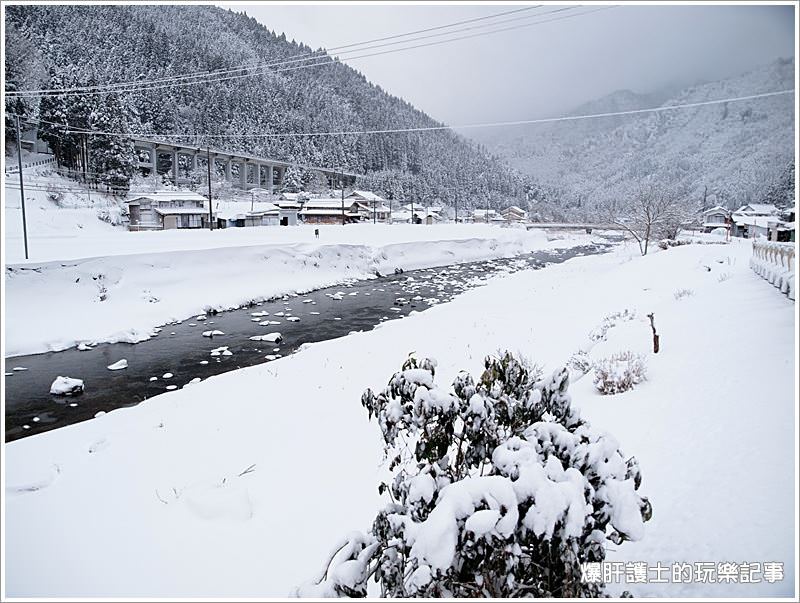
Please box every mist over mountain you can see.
[468,58,795,217]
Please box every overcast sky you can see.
[224,3,795,125]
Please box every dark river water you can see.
[5,243,612,442]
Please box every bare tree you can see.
[602,182,693,256]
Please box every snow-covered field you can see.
[6,174,563,264]
[4,238,795,598]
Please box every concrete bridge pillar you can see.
[267,165,274,194]
[240,162,247,189]
[149,144,156,176]
[191,153,198,173]
[224,160,232,182]
[172,149,179,183]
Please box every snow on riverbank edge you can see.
[4,230,596,357]
[4,239,795,597]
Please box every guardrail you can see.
[751,240,795,300]
[5,156,56,174]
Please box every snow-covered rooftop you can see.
[303,199,357,209]
[128,190,208,203]
[215,201,279,220]
[348,190,384,202]
[153,206,210,216]
[735,203,779,216]
[299,208,360,216]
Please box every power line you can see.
[50,89,794,139]
[5,5,544,98]
[6,6,605,98]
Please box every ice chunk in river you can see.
[107,359,128,371]
[249,332,283,343]
[50,376,84,396]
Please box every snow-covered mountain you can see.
[469,58,795,212]
[4,5,527,208]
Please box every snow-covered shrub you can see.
[658,238,691,250]
[567,350,592,376]
[46,184,65,207]
[717,272,732,283]
[588,309,636,342]
[673,288,694,300]
[297,352,651,597]
[593,351,647,395]
[97,205,124,226]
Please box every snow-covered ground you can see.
[4,220,596,357]
[4,238,795,597]
[4,170,607,356]
[5,172,564,264]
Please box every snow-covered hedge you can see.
[296,352,651,597]
[593,351,648,395]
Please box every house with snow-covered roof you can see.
[299,198,361,224]
[701,206,731,233]
[501,205,528,222]
[126,190,212,230]
[734,203,779,216]
[730,204,780,238]
[214,200,296,228]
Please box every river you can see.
[4,242,613,441]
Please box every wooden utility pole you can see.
[340,169,346,226]
[15,115,29,259]
[83,135,92,204]
[206,147,213,230]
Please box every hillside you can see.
[469,59,795,215]
[4,4,527,208]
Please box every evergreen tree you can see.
[298,352,652,597]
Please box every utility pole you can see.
[373,198,376,224]
[206,147,213,230]
[15,115,29,259]
[340,169,346,226]
[83,134,92,204]
[454,195,458,224]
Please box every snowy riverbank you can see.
[4,226,597,357]
[4,238,795,597]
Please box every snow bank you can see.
[5,239,794,597]
[5,229,593,356]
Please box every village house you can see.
[700,205,731,233]
[126,190,213,231]
[730,203,780,238]
[397,204,443,224]
[298,198,361,224]
[214,200,298,228]
[347,191,392,222]
[471,209,505,224]
[767,208,796,242]
[501,205,528,222]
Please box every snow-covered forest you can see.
[4,4,528,207]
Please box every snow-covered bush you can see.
[567,350,592,377]
[297,352,651,597]
[658,238,691,250]
[588,309,636,342]
[593,351,647,395]
[673,288,694,300]
[46,184,65,207]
